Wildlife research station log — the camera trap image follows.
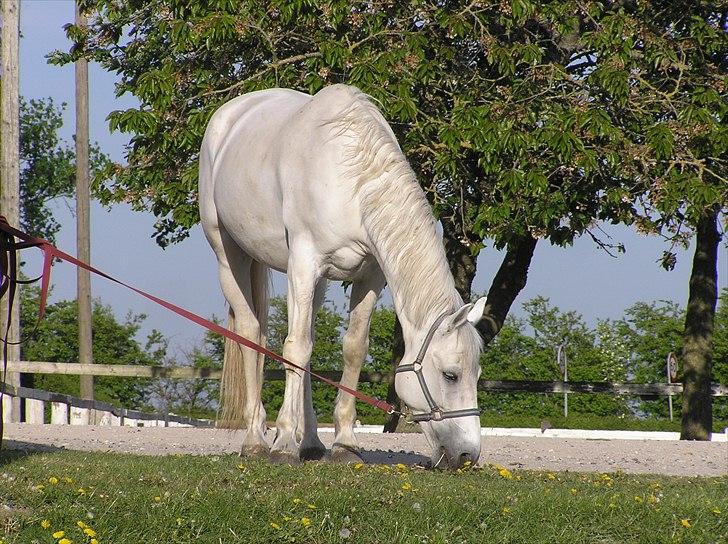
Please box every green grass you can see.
[0,451,725,543]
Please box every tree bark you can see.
[382,316,405,432]
[477,235,538,345]
[442,219,478,301]
[680,208,720,440]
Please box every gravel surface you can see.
[3,423,726,477]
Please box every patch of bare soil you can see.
[3,424,726,476]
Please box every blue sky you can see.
[17,1,728,356]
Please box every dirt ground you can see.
[2,423,726,477]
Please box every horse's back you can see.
[199,85,377,279]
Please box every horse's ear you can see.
[444,296,487,331]
[466,296,487,326]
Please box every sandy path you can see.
[3,424,726,477]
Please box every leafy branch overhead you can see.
[54,1,726,251]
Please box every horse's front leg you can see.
[271,254,325,464]
[331,270,385,463]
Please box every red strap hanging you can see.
[0,217,395,415]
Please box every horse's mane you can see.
[326,87,476,345]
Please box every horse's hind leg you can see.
[212,228,269,456]
[331,269,385,463]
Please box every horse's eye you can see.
[443,372,458,382]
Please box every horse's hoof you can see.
[269,450,302,465]
[330,444,364,464]
[240,443,269,458]
[300,446,327,462]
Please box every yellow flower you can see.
[58,539,73,544]
[52,530,65,539]
[501,507,511,515]
[91,540,99,544]
[154,496,161,502]
[48,477,59,485]
[570,488,578,495]
[77,488,86,495]
[634,496,643,503]
[270,522,281,530]
[40,519,51,529]
[283,516,292,522]
[680,519,692,528]
[301,517,312,527]
[547,473,556,480]
[293,498,302,504]
[401,482,412,491]
[712,507,721,515]
[500,467,513,479]
[62,476,74,484]
[76,521,87,529]
[307,504,316,510]
[84,528,97,538]
[237,463,246,470]
[396,463,407,472]
[353,463,364,470]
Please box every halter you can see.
[394,311,481,422]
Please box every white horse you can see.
[199,84,486,468]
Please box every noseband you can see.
[394,311,481,422]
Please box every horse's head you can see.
[395,297,486,469]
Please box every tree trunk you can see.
[477,235,538,345]
[383,316,405,432]
[680,208,720,440]
[442,219,478,301]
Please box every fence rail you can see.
[3,360,727,427]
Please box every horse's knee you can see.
[283,335,313,366]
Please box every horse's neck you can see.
[359,178,462,339]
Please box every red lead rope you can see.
[0,217,395,415]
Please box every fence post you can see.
[70,406,90,425]
[25,398,45,424]
[2,394,13,423]
[51,402,69,425]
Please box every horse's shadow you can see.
[0,440,66,466]
[353,448,430,467]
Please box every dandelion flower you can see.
[78,488,86,495]
[84,528,97,538]
[91,540,99,544]
[293,498,302,504]
[401,482,412,491]
[154,496,161,502]
[270,522,281,530]
[282,516,292,522]
[498,467,513,479]
[52,531,65,539]
[301,517,312,527]
[547,473,556,480]
[76,521,87,529]
[501,507,511,515]
[63,476,74,484]
[680,519,692,528]
[58,539,73,544]
[712,507,721,515]
[634,496,643,503]
[237,464,246,470]
[353,463,364,470]
[48,477,59,485]
[40,519,51,529]
[307,504,316,510]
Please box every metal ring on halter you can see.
[394,311,481,423]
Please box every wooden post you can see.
[0,0,21,423]
[75,3,94,407]
[51,402,69,425]
[25,398,45,424]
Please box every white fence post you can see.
[2,394,13,423]
[51,402,69,425]
[25,398,45,424]
[70,406,90,425]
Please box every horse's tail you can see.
[218,261,269,429]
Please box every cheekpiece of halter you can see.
[394,311,480,423]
